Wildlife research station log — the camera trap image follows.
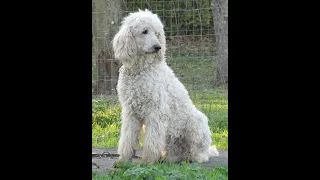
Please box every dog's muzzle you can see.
[153,45,161,52]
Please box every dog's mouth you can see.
[145,50,160,54]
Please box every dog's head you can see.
[112,9,166,66]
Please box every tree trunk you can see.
[92,0,121,95]
[212,0,228,87]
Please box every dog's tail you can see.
[208,145,219,157]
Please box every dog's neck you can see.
[121,54,165,75]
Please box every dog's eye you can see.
[142,30,148,34]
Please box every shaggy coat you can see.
[113,9,218,164]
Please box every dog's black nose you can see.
[153,45,161,52]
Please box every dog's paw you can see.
[208,145,219,157]
[132,158,144,164]
[118,155,132,163]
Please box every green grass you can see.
[92,122,121,148]
[167,58,216,91]
[92,161,228,180]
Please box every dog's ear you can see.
[112,25,137,67]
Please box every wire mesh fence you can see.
[92,0,228,145]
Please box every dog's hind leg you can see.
[185,121,213,163]
[118,112,142,162]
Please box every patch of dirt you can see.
[92,148,228,174]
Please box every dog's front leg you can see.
[141,116,167,164]
[118,113,142,162]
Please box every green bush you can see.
[92,99,121,127]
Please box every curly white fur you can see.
[113,9,218,164]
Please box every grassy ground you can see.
[167,57,216,91]
[92,58,228,179]
[92,161,228,180]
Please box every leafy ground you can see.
[92,161,228,180]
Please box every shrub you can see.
[92,99,121,127]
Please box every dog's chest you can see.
[118,70,168,113]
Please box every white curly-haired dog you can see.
[113,9,219,164]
